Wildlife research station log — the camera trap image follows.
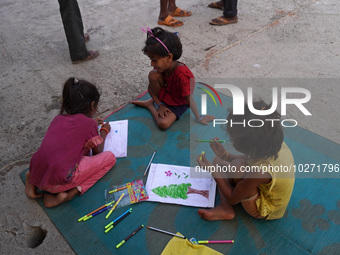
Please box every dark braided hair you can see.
[142,27,182,60]
[227,100,284,160]
[60,78,100,115]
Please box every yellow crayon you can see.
[105,193,125,219]
[200,151,205,161]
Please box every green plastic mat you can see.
[21,88,340,254]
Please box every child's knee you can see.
[148,69,161,82]
[148,70,163,91]
[157,119,172,130]
[103,151,116,167]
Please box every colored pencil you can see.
[105,193,125,219]
[105,208,132,229]
[116,225,144,248]
[108,186,127,194]
[78,200,115,221]
[146,226,186,239]
[198,240,234,244]
[105,209,132,233]
[144,150,157,176]
[83,206,110,221]
[196,140,225,143]
[199,151,205,161]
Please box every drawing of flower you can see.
[165,171,172,177]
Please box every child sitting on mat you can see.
[25,78,116,208]
[132,26,214,130]
[197,101,295,220]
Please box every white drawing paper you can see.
[145,163,216,208]
[102,120,128,158]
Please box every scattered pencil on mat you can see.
[197,140,225,143]
[116,225,144,248]
[144,150,157,176]
[109,186,127,194]
[198,240,234,244]
[105,208,132,233]
[78,200,115,221]
[105,193,125,219]
[146,226,186,239]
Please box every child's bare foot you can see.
[198,203,235,221]
[43,188,79,208]
[131,99,154,108]
[25,171,42,199]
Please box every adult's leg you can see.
[223,0,238,18]
[158,0,183,26]
[159,0,169,21]
[210,0,238,25]
[58,0,89,61]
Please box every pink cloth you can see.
[38,151,116,195]
[29,114,100,187]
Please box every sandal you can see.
[158,15,183,27]
[208,2,224,10]
[169,7,192,17]
[209,16,238,26]
[72,50,99,64]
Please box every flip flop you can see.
[209,16,238,26]
[208,2,224,10]
[158,15,183,27]
[72,50,99,64]
[169,7,192,17]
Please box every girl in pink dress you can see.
[25,78,116,207]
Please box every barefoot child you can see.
[25,78,116,207]
[132,27,214,130]
[197,101,295,220]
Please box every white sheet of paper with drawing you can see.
[103,120,128,158]
[145,163,216,208]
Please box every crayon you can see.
[146,226,186,239]
[116,225,144,249]
[105,208,132,229]
[105,193,125,219]
[78,200,115,221]
[199,151,205,161]
[105,209,132,233]
[198,240,234,244]
[108,186,127,194]
[144,150,157,176]
[196,140,225,143]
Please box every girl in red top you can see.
[25,78,116,207]
[132,27,214,130]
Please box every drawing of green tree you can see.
[151,183,209,199]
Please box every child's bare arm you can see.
[92,122,110,155]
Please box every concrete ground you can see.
[0,0,339,254]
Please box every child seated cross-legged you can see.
[132,27,214,130]
[25,78,116,208]
[197,101,295,220]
